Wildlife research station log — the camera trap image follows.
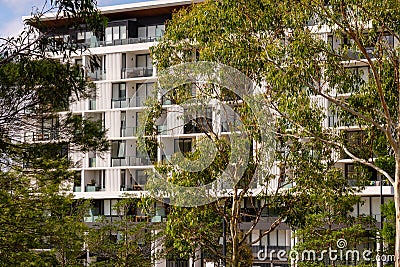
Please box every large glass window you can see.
[105,25,127,44]
[112,83,126,100]
[137,24,165,39]
[111,141,126,158]
[136,54,152,68]
[184,107,213,134]
[77,31,93,43]
[37,116,59,141]
[120,25,127,39]
[174,138,192,155]
[105,27,112,43]
[135,170,148,185]
[112,83,127,108]
[120,169,126,188]
[136,83,154,106]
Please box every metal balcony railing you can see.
[121,67,153,79]
[328,115,357,128]
[24,131,59,142]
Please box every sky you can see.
[0,0,151,38]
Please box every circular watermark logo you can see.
[336,238,347,249]
[136,61,275,207]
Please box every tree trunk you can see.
[394,160,400,267]
[230,190,240,267]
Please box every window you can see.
[111,141,125,158]
[113,26,119,40]
[135,170,147,185]
[341,66,369,93]
[37,117,59,141]
[120,111,126,137]
[174,138,192,155]
[76,31,93,43]
[136,83,154,106]
[122,53,126,70]
[137,24,165,39]
[120,26,127,39]
[77,32,84,41]
[184,107,213,134]
[105,25,127,44]
[136,54,152,68]
[120,169,126,188]
[344,163,356,178]
[112,83,126,108]
[105,27,112,43]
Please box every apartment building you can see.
[34,1,394,267]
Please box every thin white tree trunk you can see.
[394,160,400,267]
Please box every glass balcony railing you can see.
[111,96,148,108]
[121,67,153,79]
[73,185,81,192]
[87,70,105,81]
[111,156,152,167]
[84,208,99,222]
[120,181,148,191]
[112,98,129,109]
[78,36,163,49]
[161,154,172,164]
[221,121,241,132]
[157,125,168,135]
[120,127,138,137]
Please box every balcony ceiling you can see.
[34,3,192,30]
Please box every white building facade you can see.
[36,1,395,267]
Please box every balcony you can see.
[73,185,81,192]
[84,208,99,223]
[121,67,153,79]
[111,96,148,108]
[221,121,241,132]
[161,154,172,164]
[348,179,390,187]
[111,156,152,167]
[184,118,213,134]
[120,184,146,191]
[85,185,100,192]
[157,125,168,135]
[87,70,105,81]
[24,130,59,142]
[78,36,162,49]
[121,127,138,137]
[328,115,357,128]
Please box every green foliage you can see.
[87,198,155,267]
[0,161,89,266]
[147,1,400,266]
[382,200,396,254]
[0,1,108,266]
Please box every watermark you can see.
[136,61,275,207]
[256,239,395,263]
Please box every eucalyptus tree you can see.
[141,1,384,266]
[87,197,156,267]
[0,0,108,265]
